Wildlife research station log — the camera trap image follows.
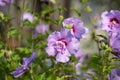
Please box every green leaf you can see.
[79,0,89,3]
[58,15,64,24]
[7,27,20,37]
[84,6,92,12]
[15,47,31,54]
[71,8,81,16]
[56,76,64,80]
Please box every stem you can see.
[101,53,105,80]
[96,41,101,56]
[30,64,35,80]
[33,0,37,12]
[5,72,7,80]
[101,49,109,80]
[18,0,26,47]
[53,64,56,80]
[61,63,65,75]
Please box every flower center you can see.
[58,40,67,47]
[57,38,67,47]
[110,18,119,24]
[71,27,75,32]
[71,25,75,35]
[56,40,67,52]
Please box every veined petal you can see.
[67,38,80,54]
[46,46,56,56]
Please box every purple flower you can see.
[75,50,84,75]
[108,68,120,80]
[101,10,120,32]
[0,1,6,6]
[11,52,36,78]
[62,18,86,40]
[46,29,80,63]
[4,0,11,3]
[0,0,12,6]
[110,33,120,57]
[22,12,34,22]
[35,24,49,35]
[10,66,27,78]
[22,52,36,69]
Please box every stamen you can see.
[110,18,119,24]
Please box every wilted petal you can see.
[11,66,26,78]
[22,52,36,69]
[11,52,36,78]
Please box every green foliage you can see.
[0,0,119,80]
[7,27,20,37]
[71,7,81,16]
[16,47,31,54]
[79,0,89,3]
[84,6,92,12]
[0,13,11,22]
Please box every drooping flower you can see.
[62,18,86,40]
[22,12,34,22]
[11,52,36,78]
[108,68,120,80]
[35,24,49,35]
[10,66,27,78]
[46,29,80,63]
[0,0,12,6]
[101,10,120,32]
[22,52,36,69]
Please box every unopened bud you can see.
[4,52,9,57]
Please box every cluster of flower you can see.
[46,18,86,63]
[10,9,120,79]
[101,10,120,80]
